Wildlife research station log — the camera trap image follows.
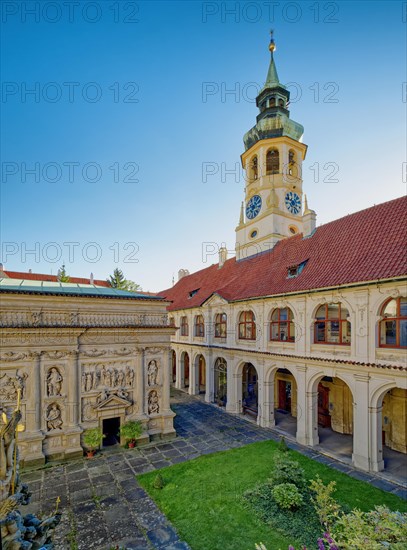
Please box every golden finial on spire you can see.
[269,29,276,52]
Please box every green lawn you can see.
[138,441,406,550]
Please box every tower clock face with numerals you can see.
[246,194,262,219]
[285,192,301,215]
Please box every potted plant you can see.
[83,427,105,457]
[119,420,143,448]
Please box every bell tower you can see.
[235,33,315,260]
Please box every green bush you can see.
[277,436,289,453]
[83,428,105,450]
[272,483,304,510]
[333,505,407,549]
[243,481,321,548]
[310,475,341,530]
[153,473,165,490]
[269,455,306,490]
[119,420,143,444]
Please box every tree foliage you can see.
[57,264,70,282]
[108,268,141,291]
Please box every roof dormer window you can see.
[189,288,200,298]
[287,260,308,279]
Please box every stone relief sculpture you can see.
[46,403,63,431]
[147,360,159,386]
[148,390,159,415]
[0,371,28,402]
[125,365,134,387]
[81,364,135,393]
[47,367,63,397]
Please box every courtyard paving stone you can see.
[20,389,405,550]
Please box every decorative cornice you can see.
[171,342,407,372]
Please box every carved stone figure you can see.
[147,360,159,386]
[100,364,107,386]
[105,369,112,387]
[0,372,28,403]
[116,388,129,400]
[46,404,63,431]
[84,371,94,392]
[47,368,63,397]
[125,365,134,387]
[97,388,109,403]
[81,371,86,393]
[148,390,159,414]
[117,369,125,387]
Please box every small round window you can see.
[289,226,298,235]
[250,230,258,238]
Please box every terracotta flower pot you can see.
[86,449,96,458]
[128,441,136,448]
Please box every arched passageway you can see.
[241,363,258,417]
[180,352,190,389]
[274,368,297,437]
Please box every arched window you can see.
[215,313,227,338]
[270,308,295,342]
[169,317,175,327]
[238,311,256,340]
[278,98,284,107]
[180,316,189,336]
[314,303,351,345]
[194,315,205,337]
[266,149,279,174]
[288,150,296,176]
[269,97,276,107]
[379,297,407,348]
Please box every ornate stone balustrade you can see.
[0,310,170,328]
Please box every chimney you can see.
[90,272,94,284]
[303,195,317,238]
[178,269,190,281]
[218,244,228,268]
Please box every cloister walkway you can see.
[21,389,406,550]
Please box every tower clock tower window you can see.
[235,32,317,261]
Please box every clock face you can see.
[246,195,262,219]
[285,192,301,215]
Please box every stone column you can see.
[26,351,41,433]
[189,352,198,396]
[226,359,241,414]
[295,366,308,445]
[66,350,79,427]
[136,348,145,414]
[162,350,171,413]
[306,390,319,447]
[352,373,370,471]
[261,379,275,428]
[369,405,385,472]
[205,350,213,403]
[175,353,183,390]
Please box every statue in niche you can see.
[148,390,159,415]
[147,360,158,386]
[125,365,134,387]
[47,368,63,397]
[46,403,63,431]
[117,369,125,387]
[84,371,94,392]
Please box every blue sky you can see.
[1,1,405,291]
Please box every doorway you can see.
[102,417,120,446]
[278,380,292,412]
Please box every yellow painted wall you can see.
[319,378,353,435]
[382,389,407,454]
[274,372,298,418]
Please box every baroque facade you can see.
[160,36,407,474]
[0,279,176,465]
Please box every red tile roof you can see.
[3,271,111,287]
[160,197,407,311]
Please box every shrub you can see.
[272,483,304,510]
[119,420,143,444]
[333,505,407,549]
[269,455,306,490]
[309,475,341,531]
[278,436,289,453]
[83,428,105,451]
[153,473,165,490]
